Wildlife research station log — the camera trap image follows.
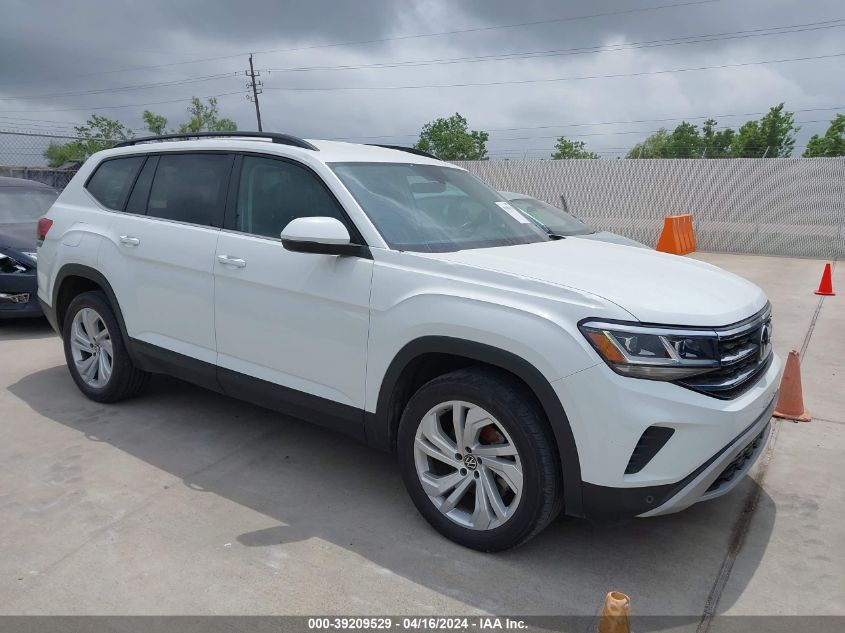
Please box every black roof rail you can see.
[367,144,438,160]
[114,131,319,151]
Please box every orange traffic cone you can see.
[598,591,631,633]
[815,263,835,296]
[773,350,811,422]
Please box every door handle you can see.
[217,254,246,268]
[119,235,140,246]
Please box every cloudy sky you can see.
[1,0,843,161]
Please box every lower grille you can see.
[678,305,772,400]
[706,427,767,493]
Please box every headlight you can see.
[579,320,720,380]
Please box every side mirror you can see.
[280,217,367,257]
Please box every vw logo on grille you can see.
[758,322,773,362]
[463,454,479,470]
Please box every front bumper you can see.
[638,395,774,517]
[553,351,781,523]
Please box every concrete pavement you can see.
[0,253,842,618]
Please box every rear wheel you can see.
[62,291,148,402]
[397,367,562,551]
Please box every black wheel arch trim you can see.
[367,335,585,518]
[49,264,139,364]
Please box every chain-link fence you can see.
[454,158,845,259]
[0,130,83,188]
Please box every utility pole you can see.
[245,54,263,131]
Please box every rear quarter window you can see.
[85,156,145,210]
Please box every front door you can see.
[213,154,373,434]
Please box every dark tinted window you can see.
[125,156,159,214]
[85,157,144,210]
[147,153,231,226]
[236,155,347,239]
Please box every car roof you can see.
[95,137,451,167]
[0,176,55,189]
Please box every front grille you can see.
[677,305,772,400]
[706,427,767,493]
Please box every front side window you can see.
[85,156,144,210]
[146,153,231,226]
[236,155,348,239]
[0,187,58,224]
[331,163,548,252]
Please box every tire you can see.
[397,367,563,551]
[62,290,148,403]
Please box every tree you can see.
[803,114,845,157]
[627,128,670,158]
[415,113,488,160]
[665,122,703,158]
[177,97,237,133]
[142,110,168,135]
[700,119,735,158]
[43,114,133,167]
[731,103,798,157]
[626,105,798,159]
[550,137,598,159]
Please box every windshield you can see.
[506,197,594,236]
[331,163,549,252]
[0,187,58,225]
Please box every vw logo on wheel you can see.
[463,454,479,470]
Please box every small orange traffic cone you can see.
[815,263,835,296]
[598,591,631,633]
[773,350,811,422]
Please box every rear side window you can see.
[85,156,144,210]
[146,153,231,226]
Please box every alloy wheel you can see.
[69,307,113,388]
[413,400,523,530]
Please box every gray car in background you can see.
[499,191,647,248]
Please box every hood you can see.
[573,231,649,249]
[0,222,37,252]
[424,239,767,327]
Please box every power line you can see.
[328,105,845,140]
[484,105,845,133]
[491,117,834,142]
[263,18,845,74]
[0,91,243,114]
[261,51,845,92]
[0,0,718,87]
[485,119,829,154]
[0,73,237,102]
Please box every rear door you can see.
[213,154,373,432]
[97,152,233,368]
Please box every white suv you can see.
[36,132,781,551]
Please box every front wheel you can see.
[397,368,563,551]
